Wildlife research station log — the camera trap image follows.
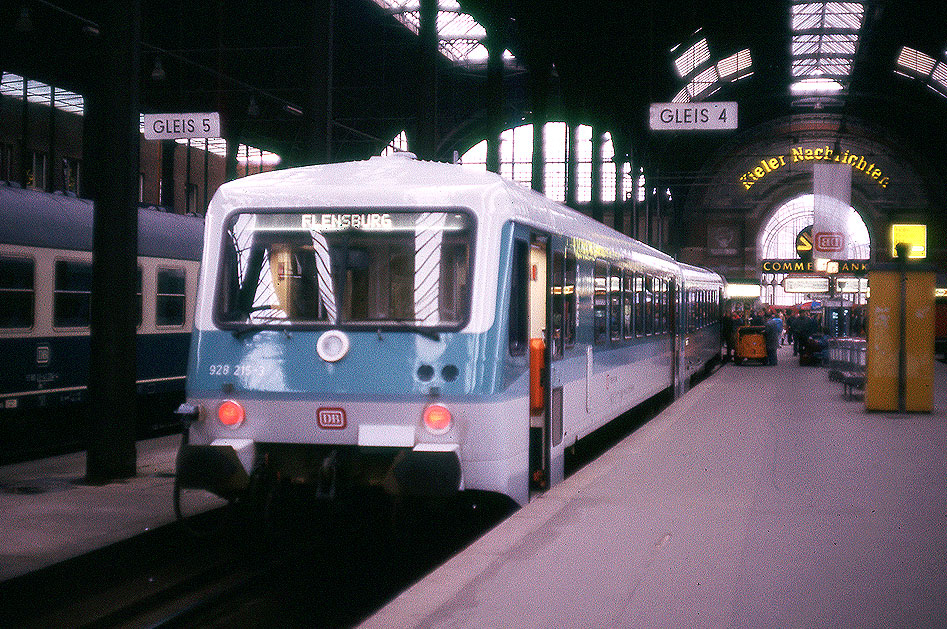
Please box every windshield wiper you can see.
[232,324,292,340]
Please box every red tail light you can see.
[423,404,452,434]
[218,400,245,427]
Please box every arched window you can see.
[459,123,619,204]
[759,193,870,305]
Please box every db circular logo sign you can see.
[814,231,844,253]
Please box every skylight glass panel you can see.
[792,3,863,31]
[793,33,857,56]
[717,49,752,79]
[1,72,84,115]
[931,62,947,92]
[897,47,936,77]
[674,38,710,78]
[672,87,691,103]
[371,0,498,66]
[790,77,844,94]
[686,66,719,99]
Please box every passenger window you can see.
[156,267,186,327]
[563,252,576,348]
[54,260,92,328]
[136,267,142,327]
[593,260,607,344]
[552,251,564,358]
[0,256,34,329]
[609,266,622,341]
[509,239,528,355]
[634,273,645,337]
[623,270,633,339]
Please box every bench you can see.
[826,338,866,400]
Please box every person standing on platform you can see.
[785,310,797,347]
[764,310,783,365]
[791,311,809,356]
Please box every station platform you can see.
[0,433,224,583]
[362,345,947,628]
[1,345,945,628]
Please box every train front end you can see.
[176,158,518,504]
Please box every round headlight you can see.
[317,330,350,363]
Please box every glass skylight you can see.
[1,72,84,115]
[371,0,512,67]
[791,2,864,31]
[717,49,753,80]
[459,123,621,204]
[896,47,936,76]
[790,2,863,97]
[674,39,711,78]
[894,47,947,98]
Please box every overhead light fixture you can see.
[16,6,32,32]
[151,57,166,81]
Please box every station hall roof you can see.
[2,1,946,205]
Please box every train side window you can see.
[136,267,143,327]
[156,267,186,327]
[645,275,655,336]
[609,266,622,341]
[622,270,633,339]
[509,239,528,355]
[53,260,92,328]
[634,272,644,337]
[551,251,564,358]
[593,260,607,344]
[563,251,576,348]
[0,256,34,329]
[658,279,667,334]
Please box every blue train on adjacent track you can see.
[175,154,723,507]
[0,183,203,460]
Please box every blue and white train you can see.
[0,183,203,456]
[175,154,723,507]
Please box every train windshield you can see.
[216,210,474,330]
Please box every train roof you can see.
[0,183,203,260]
[679,261,725,286]
[208,153,682,271]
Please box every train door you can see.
[671,279,686,398]
[527,235,550,495]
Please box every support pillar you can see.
[485,29,505,174]
[415,0,438,160]
[304,0,333,164]
[85,0,141,483]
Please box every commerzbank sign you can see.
[740,145,890,191]
[761,259,869,273]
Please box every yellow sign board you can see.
[890,224,927,259]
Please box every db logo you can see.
[317,408,346,429]
[815,232,844,252]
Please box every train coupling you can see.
[174,402,202,429]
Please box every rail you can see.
[826,337,867,400]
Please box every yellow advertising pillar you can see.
[865,250,936,412]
